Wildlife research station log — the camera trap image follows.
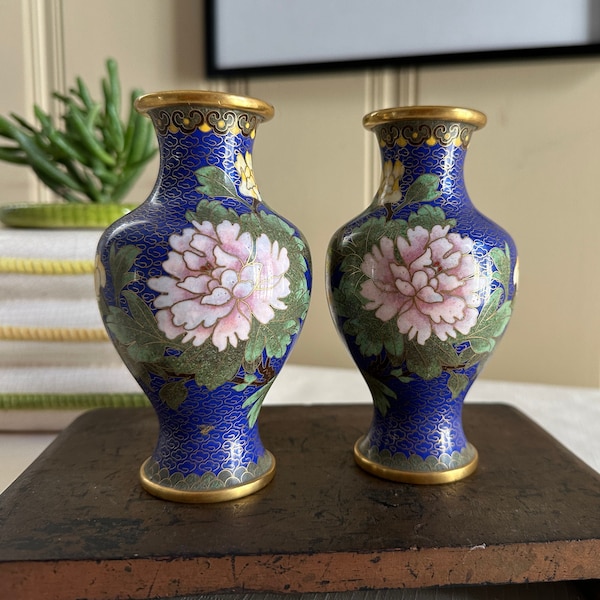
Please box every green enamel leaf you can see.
[109,244,141,295]
[259,211,296,239]
[383,332,404,356]
[97,293,110,323]
[429,336,464,369]
[447,371,470,399]
[343,313,402,359]
[187,198,235,225]
[245,317,300,365]
[105,303,167,363]
[474,287,502,325]
[338,216,387,268]
[468,298,513,355]
[159,379,188,410]
[458,345,480,368]
[407,205,455,232]
[403,174,441,206]
[194,352,241,391]
[390,368,413,383]
[405,341,443,380]
[353,322,384,356]
[123,291,161,331]
[195,165,241,200]
[233,373,258,392]
[363,371,396,417]
[265,330,291,359]
[242,380,274,427]
[470,337,495,354]
[382,216,409,242]
[490,243,512,289]
[244,329,266,364]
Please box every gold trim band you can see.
[363,106,486,130]
[353,438,478,485]
[135,90,274,122]
[139,452,276,503]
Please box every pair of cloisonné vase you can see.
[95,91,517,503]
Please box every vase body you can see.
[327,106,517,484]
[95,91,312,502]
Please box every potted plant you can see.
[0,58,156,228]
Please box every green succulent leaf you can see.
[0,58,155,204]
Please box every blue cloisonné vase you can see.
[327,106,517,484]
[95,91,312,502]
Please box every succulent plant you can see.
[0,58,156,205]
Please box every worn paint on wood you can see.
[1,404,600,599]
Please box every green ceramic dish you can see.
[0,203,136,229]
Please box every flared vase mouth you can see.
[363,105,486,130]
[134,90,275,121]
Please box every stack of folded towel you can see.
[0,226,145,430]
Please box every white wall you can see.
[1,0,598,387]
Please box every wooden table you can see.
[1,403,599,599]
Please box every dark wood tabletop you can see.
[1,403,599,599]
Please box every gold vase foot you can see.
[139,451,276,503]
[353,437,478,485]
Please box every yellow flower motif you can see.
[94,255,106,297]
[378,159,404,203]
[234,151,261,200]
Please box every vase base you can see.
[139,451,276,503]
[353,437,478,485]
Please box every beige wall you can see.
[2,0,598,388]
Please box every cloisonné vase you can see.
[327,106,517,484]
[95,91,311,502]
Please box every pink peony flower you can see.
[360,224,480,345]
[148,220,290,351]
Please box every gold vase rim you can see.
[363,106,487,130]
[135,90,275,121]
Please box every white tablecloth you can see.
[1,364,599,494]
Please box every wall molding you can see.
[21,0,65,204]
[363,66,418,206]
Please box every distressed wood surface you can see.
[1,404,600,600]
[176,582,598,600]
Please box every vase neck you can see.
[370,118,477,208]
[146,103,265,205]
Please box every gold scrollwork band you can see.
[135,91,274,137]
[364,106,486,149]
